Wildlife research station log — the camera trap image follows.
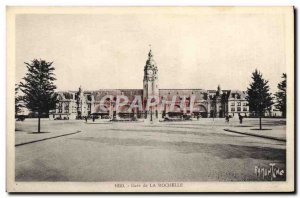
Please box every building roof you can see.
[57,91,75,100]
[227,90,248,100]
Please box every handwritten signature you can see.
[255,163,285,181]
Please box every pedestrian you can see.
[92,116,95,122]
[239,114,243,124]
[85,116,87,123]
[225,115,228,123]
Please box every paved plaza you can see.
[15,118,286,182]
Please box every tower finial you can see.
[148,44,153,57]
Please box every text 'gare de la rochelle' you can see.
[50,49,250,120]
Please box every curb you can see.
[224,129,286,142]
[15,130,82,147]
[85,122,112,124]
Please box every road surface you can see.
[15,118,286,181]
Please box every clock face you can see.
[147,70,153,75]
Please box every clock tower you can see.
[143,48,159,114]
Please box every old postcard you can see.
[7,6,294,192]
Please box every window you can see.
[73,105,77,113]
[237,107,241,112]
[231,102,235,106]
[231,107,235,112]
[237,102,241,106]
[87,95,92,101]
[58,102,62,113]
[243,107,247,111]
[65,103,69,113]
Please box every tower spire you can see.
[148,44,153,58]
[217,84,222,95]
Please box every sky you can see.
[15,9,287,93]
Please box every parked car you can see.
[102,115,111,119]
[183,115,192,120]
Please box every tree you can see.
[246,69,273,130]
[19,59,58,133]
[15,84,24,116]
[210,95,217,119]
[274,73,287,118]
[221,92,228,117]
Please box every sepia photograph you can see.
[6,6,294,192]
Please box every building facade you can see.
[49,49,250,120]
